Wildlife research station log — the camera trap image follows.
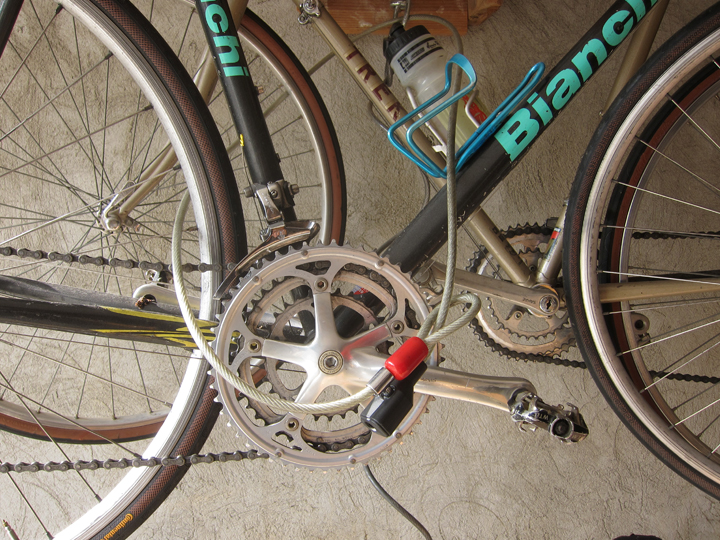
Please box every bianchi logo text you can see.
[495,0,657,161]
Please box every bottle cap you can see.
[383,24,431,62]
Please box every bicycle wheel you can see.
[0,0,244,536]
[0,5,346,442]
[565,1,720,500]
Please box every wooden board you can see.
[323,0,503,35]
[323,0,468,35]
[468,0,503,25]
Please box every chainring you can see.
[212,243,437,469]
[466,223,575,359]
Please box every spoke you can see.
[621,314,720,356]
[0,107,155,181]
[99,58,112,199]
[674,381,720,420]
[0,199,105,248]
[0,378,144,450]
[0,2,60,101]
[668,94,720,153]
[605,295,720,315]
[635,138,720,198]
[602,269,720,287]
[76,335,98,419]
[1,49,111,165]
[645,336,720,391]
[0,368,102,502]
[0,98,94,207]
[268,114,304,138]
[614,180,720,216]
[674,394,720,429]
[4,474,53,539]
[0,327,39,401]
[0,337,173,407]
[0,168,184,249]
[38,336,73,410]
[107,340,116,419]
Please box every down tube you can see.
[383,0,661,274]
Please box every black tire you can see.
[565,2,720,501]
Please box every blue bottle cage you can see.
[387,55,545,179]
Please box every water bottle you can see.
[384,24,487,148]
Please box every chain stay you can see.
[0,450,269,474]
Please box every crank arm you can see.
[429,262,560,316]
[415,366,588,443]
[415,365,537,412]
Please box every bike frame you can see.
[194,0,720,305]
[1,0,718,397]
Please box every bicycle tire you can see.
[0,7,346,442]
[565,1,720,501]
[0,0,245,537]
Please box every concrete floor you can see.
[5,0,720,538]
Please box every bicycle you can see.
[4,0,720,536]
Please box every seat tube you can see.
[195,0,297,219]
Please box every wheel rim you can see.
[579,28,720,487]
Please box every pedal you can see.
[510,393,588,443]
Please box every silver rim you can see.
[579,29,720,487]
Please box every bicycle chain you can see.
[0,247,247,474]
[0,245,227,274]
[468,223,720,384]
[4,229,717,473]
[0,450,269,475]
[632,230,720,240]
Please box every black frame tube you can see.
[195,0,297,221]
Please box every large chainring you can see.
[467,224,575,359]
[212,244,437,469]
